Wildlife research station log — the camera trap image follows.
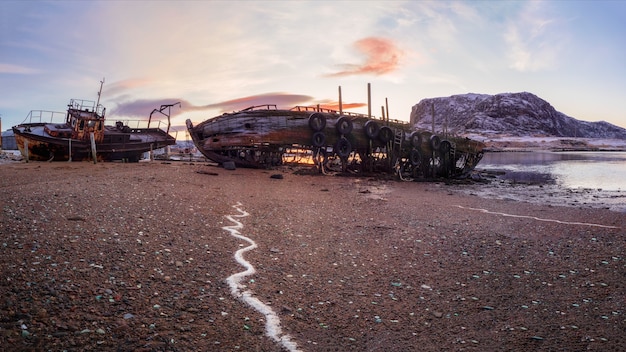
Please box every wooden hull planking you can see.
[187,106,485,179]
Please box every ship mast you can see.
[96,78,105,112]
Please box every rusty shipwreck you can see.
[186,86,485,179]
[12,80,178,162]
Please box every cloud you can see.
[108,93,315,118]
[0,63,39,74]
[504,2,565,72]
[200,93,314,112]
[104,78,155,97]
[109,99,189,119]
[316,101,368,112]
[328,37,403,77]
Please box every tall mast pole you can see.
[338,86,343,115]
[367,83,371,118]
[431,102,435,133]
[96,78,105,112]
[385,98,389,122]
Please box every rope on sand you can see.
[455,205,620,229]
[223,202,301,352]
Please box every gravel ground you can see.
[0,161,624,351]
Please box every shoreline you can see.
[2,152,625,213]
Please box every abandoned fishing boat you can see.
[12,80,178,162]
[186,86,485,179]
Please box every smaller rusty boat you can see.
[12,79,178,162]
[187,86,485,179]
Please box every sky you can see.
[1,0,625,138]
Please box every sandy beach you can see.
[0,161,624,351]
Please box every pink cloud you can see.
[201,93,314,111]
[328,37,403,77]
[109,98,189,118]
[108,93,315,118]
[104,78,154,97]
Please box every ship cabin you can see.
[44,99,106,143]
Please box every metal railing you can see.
[69,99,106,117]
[114,119,172,130]
[21,110,67,124]
[290,105,409,125]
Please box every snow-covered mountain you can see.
[410,92,626,139]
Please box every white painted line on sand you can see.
[223,202,301,352]
[455,205,620,229]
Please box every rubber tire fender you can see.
[308,112,326,131]
[439,140,451,154]
[312,131,326,148]
[364,120,380,139]
[430,134,441,150]
[409,148,422,166]
[335,136,352,158]
[408,131,422,148]
[336,116,353,135]
[378,126,393,143]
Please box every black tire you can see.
[378,126,393,143]
[439,140,451,154]
[312,131,326,147]
[409,148,422,166]
[409,131,422,148]
[364,120,379,139]
[430,135,441,150]
[336,116,353,135]
[335,136,352,158]
[308,112,326,131]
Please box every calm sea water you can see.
[478,151,626,191]
[463,151,626,212]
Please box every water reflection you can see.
[479,151,626,191]
[448,151,626,212]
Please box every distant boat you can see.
[187,86,485,179]
[12,79,178,162]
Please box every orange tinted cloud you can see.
[318,101,367,111]
[328,37,403,77]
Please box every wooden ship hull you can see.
[187,103,485,179]
[12,81,178,162]
[13,123,176,162]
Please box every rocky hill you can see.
[410,92,626,139]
